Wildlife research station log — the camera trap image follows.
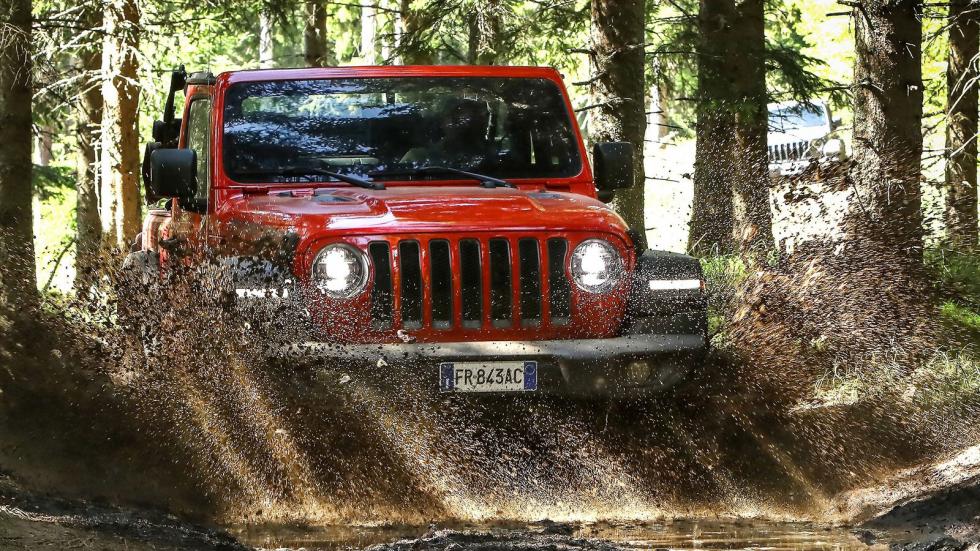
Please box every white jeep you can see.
[767,100,846,176]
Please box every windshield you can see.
[222,77,582,184]
[768,104,827,131]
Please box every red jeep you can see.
[132,65,707,398]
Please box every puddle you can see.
[234,519,878,550]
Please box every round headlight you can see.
[570,239,624,293]
[311,244,369,299]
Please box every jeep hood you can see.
[218,186,631,240]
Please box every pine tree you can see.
[589,0,648,248]
[74,1,104,291]
[689,0,736,255]
[100,0,143,251]
[945,0,979,249]
[304,0,331,67]
[689,0,773,257]
[849,0,925,264]
[0,0,37,308]
[466,0,504,64]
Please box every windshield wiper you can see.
[235,166,385,191]
[370,166,515,189]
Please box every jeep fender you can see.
[625,250,708,340]
[218,256,295,298]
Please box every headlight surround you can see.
[570,239,624,293]
[311,243,370,299]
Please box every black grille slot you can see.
[488,238,512,327]
[399,241,423,328]
[369,242,393,329]
[429,240,453,329]
[547,238,571,323]
[460,239,482,328]
[518,238,541,326]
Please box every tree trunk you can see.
[589,0,648,248]
[649,57,670,145]
[259,11,275,68]
[729,0,773,258]
[75,5,104,291]
[690,0,773,257]
[945,0,979,250]
[690,0,735,255]
[850,0,924,263]
[34,128,53,166]
[399,0,433,64]
[0,0,37,308]
[466,0,504,65]
[380,0,394,61]
[304,0,330,67]
[361,3,377,63]
[100,0,143,251]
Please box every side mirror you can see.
[150,148,197,203]
[593,142,634,202]
[142,142,163,203]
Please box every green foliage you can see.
[32,164,74,202]
[927,248,980,309]
[644,0,833,137]
[391,0,589,71]
[942,302,980,336]
[766,2,846,106]
[699,254,748,339]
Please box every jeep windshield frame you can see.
[221,75,584,186]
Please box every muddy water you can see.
[234,519,876,550]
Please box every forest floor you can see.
[4,230,980,549]
[2,454,980,550]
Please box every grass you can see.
[697,247,980,406]
[930,248,980,342]
[699,254,748,339]
[812,249,980,406]
[927,248,980,308]
[812,350,980,407]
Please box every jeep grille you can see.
[366,237,573,331]
[768,140,811,162]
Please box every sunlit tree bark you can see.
[649,58,671,146]
[34,128,53,166]
[399,0,433,64]
[75,3,104,291]
[589,0,648,248]
[945,0,979,250]
[380,0,394,61]
[304,0,330,67]
[849,0,924,263]
[100,0,143,251]
[0,0,36,308]
[259,10,275,68]
[361,2,377,63]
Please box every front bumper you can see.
[268,330,706,398]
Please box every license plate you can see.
[439,361,537,393]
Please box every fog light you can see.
[625,360,651,384]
